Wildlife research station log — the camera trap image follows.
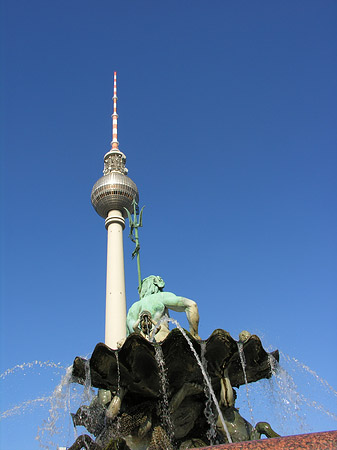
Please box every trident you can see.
[124,200,145,296]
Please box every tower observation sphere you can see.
[91,149,139,219]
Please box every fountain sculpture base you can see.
[70,329,282,449]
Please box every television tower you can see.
[91,72,139,349]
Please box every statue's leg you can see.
[169,382,203,412]
[220,369,234,408]
[254,422,280,439]
[106,387,127,419]
[217,407,254,443]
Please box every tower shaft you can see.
[105,210,126,348]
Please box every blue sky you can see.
[1,1,337,448]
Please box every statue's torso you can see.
[135,293,167,321]
[127,291,181,340]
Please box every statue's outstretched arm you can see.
[162,294,200,339]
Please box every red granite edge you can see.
[191,430,337,450]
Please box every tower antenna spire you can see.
[111,71,119,150]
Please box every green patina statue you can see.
[125,202,199,343]
[126,275,200,342]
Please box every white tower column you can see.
[104,210,127,348]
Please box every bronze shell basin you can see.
[71,328,279,401]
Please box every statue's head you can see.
[139,275,165,298]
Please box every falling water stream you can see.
[151,316,233,443]
[36,365,75,448]
[114,350,121,435]
[280,351,337,400]
[35,359,95,449]
[237,342,255,426]
[267,354,337,434]
[0,361,66,420]
[1,396,52,420]
[83,359,94,404]
[114,350,121,397]
[0,361,65,380]
[154,344,175,444]
[200,341,218,444]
